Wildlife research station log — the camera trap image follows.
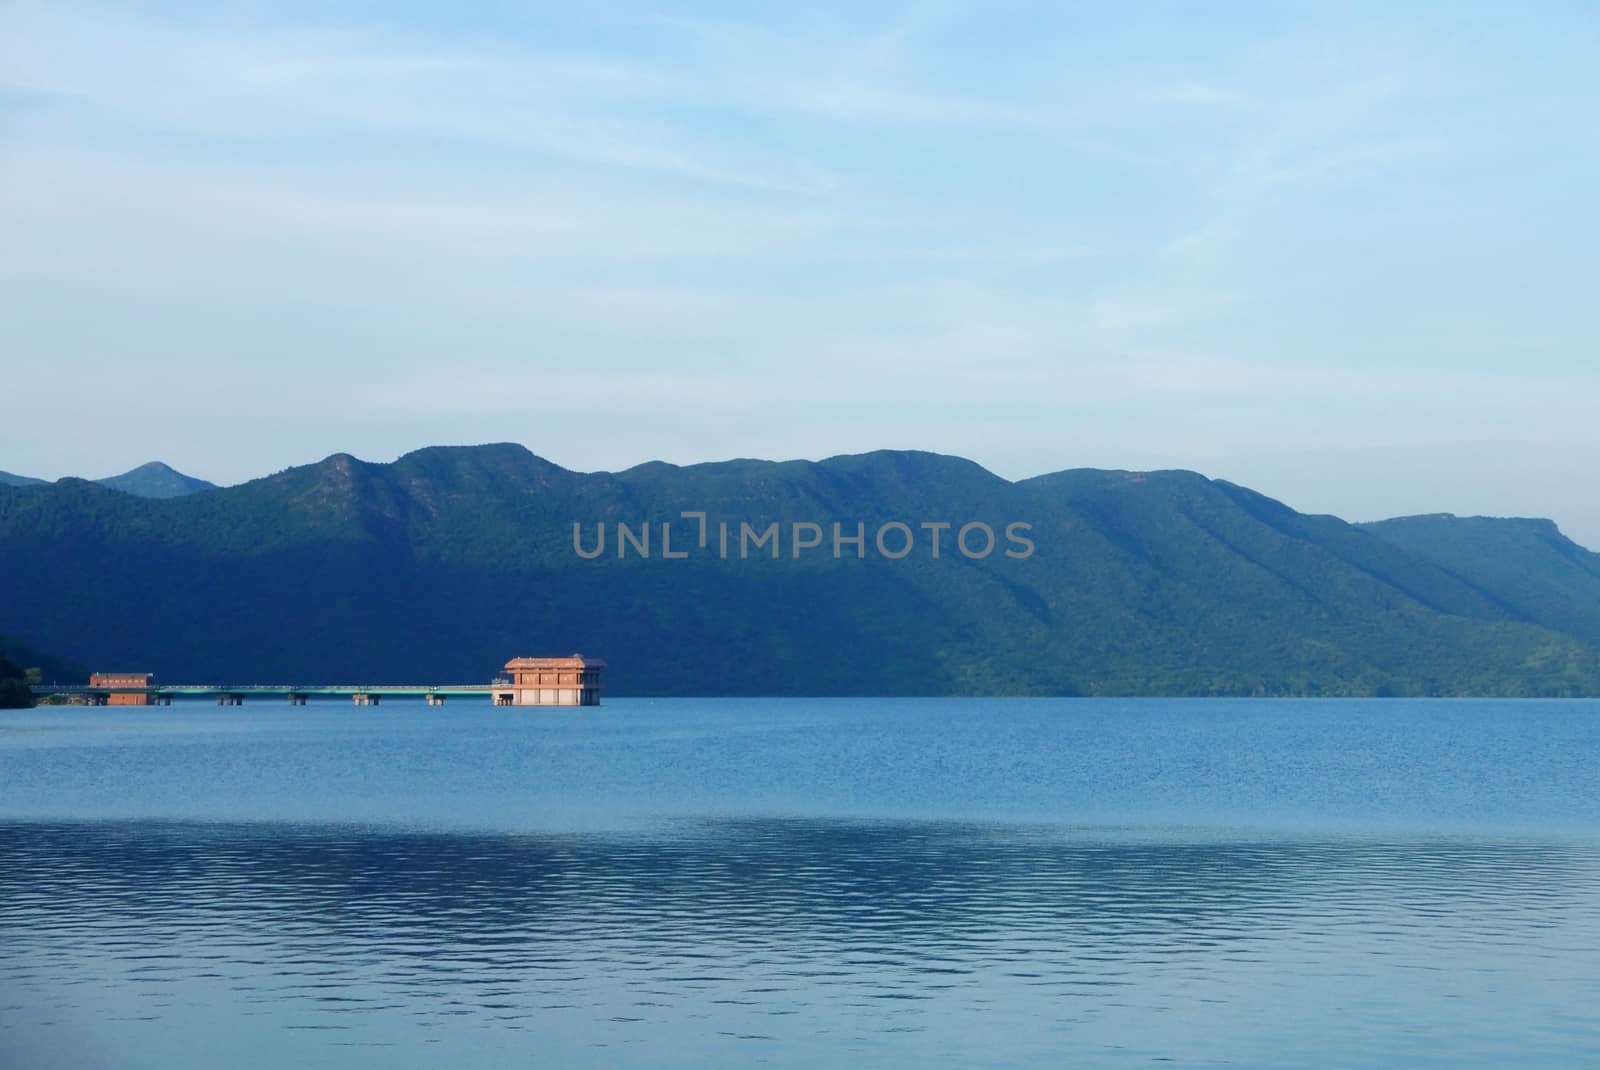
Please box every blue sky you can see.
[4,3,1599,542]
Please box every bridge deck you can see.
[33,684,504,696]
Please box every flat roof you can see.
[503,655,606,669]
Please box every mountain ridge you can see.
[3,443,1597,697]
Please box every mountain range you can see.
[0,461,217,499]
[2,443,1598,696]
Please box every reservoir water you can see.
[2,697,1598,1067]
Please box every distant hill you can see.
[95,462,218,499]
[0,462,216,497]
[2,444,1599,697]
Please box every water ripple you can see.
[2,819,1599,1067]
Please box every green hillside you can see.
[2,444,1598,696]
[1361,514,1600,645]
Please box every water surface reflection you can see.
[3,819,1599,1068]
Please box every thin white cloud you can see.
[3,3,1597,543]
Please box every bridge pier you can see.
[288,693,308,706]
[352,693,380,707]
[216,693,244,706]
[425,693,446,707]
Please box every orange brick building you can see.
[88,672,155,706]
[494,656,604,706]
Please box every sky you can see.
[3,3,1599,543]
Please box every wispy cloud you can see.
[4,3,1598,541]
[1,9,828,192]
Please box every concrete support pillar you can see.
[425,693,445,707]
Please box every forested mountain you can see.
[2,444,1597,696]
[1361,514,1600,646]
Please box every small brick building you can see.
[88,672,155,706]
[494,656,604,706]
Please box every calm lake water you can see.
[2,697,1599,1068]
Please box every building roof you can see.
[503,655,606,669]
